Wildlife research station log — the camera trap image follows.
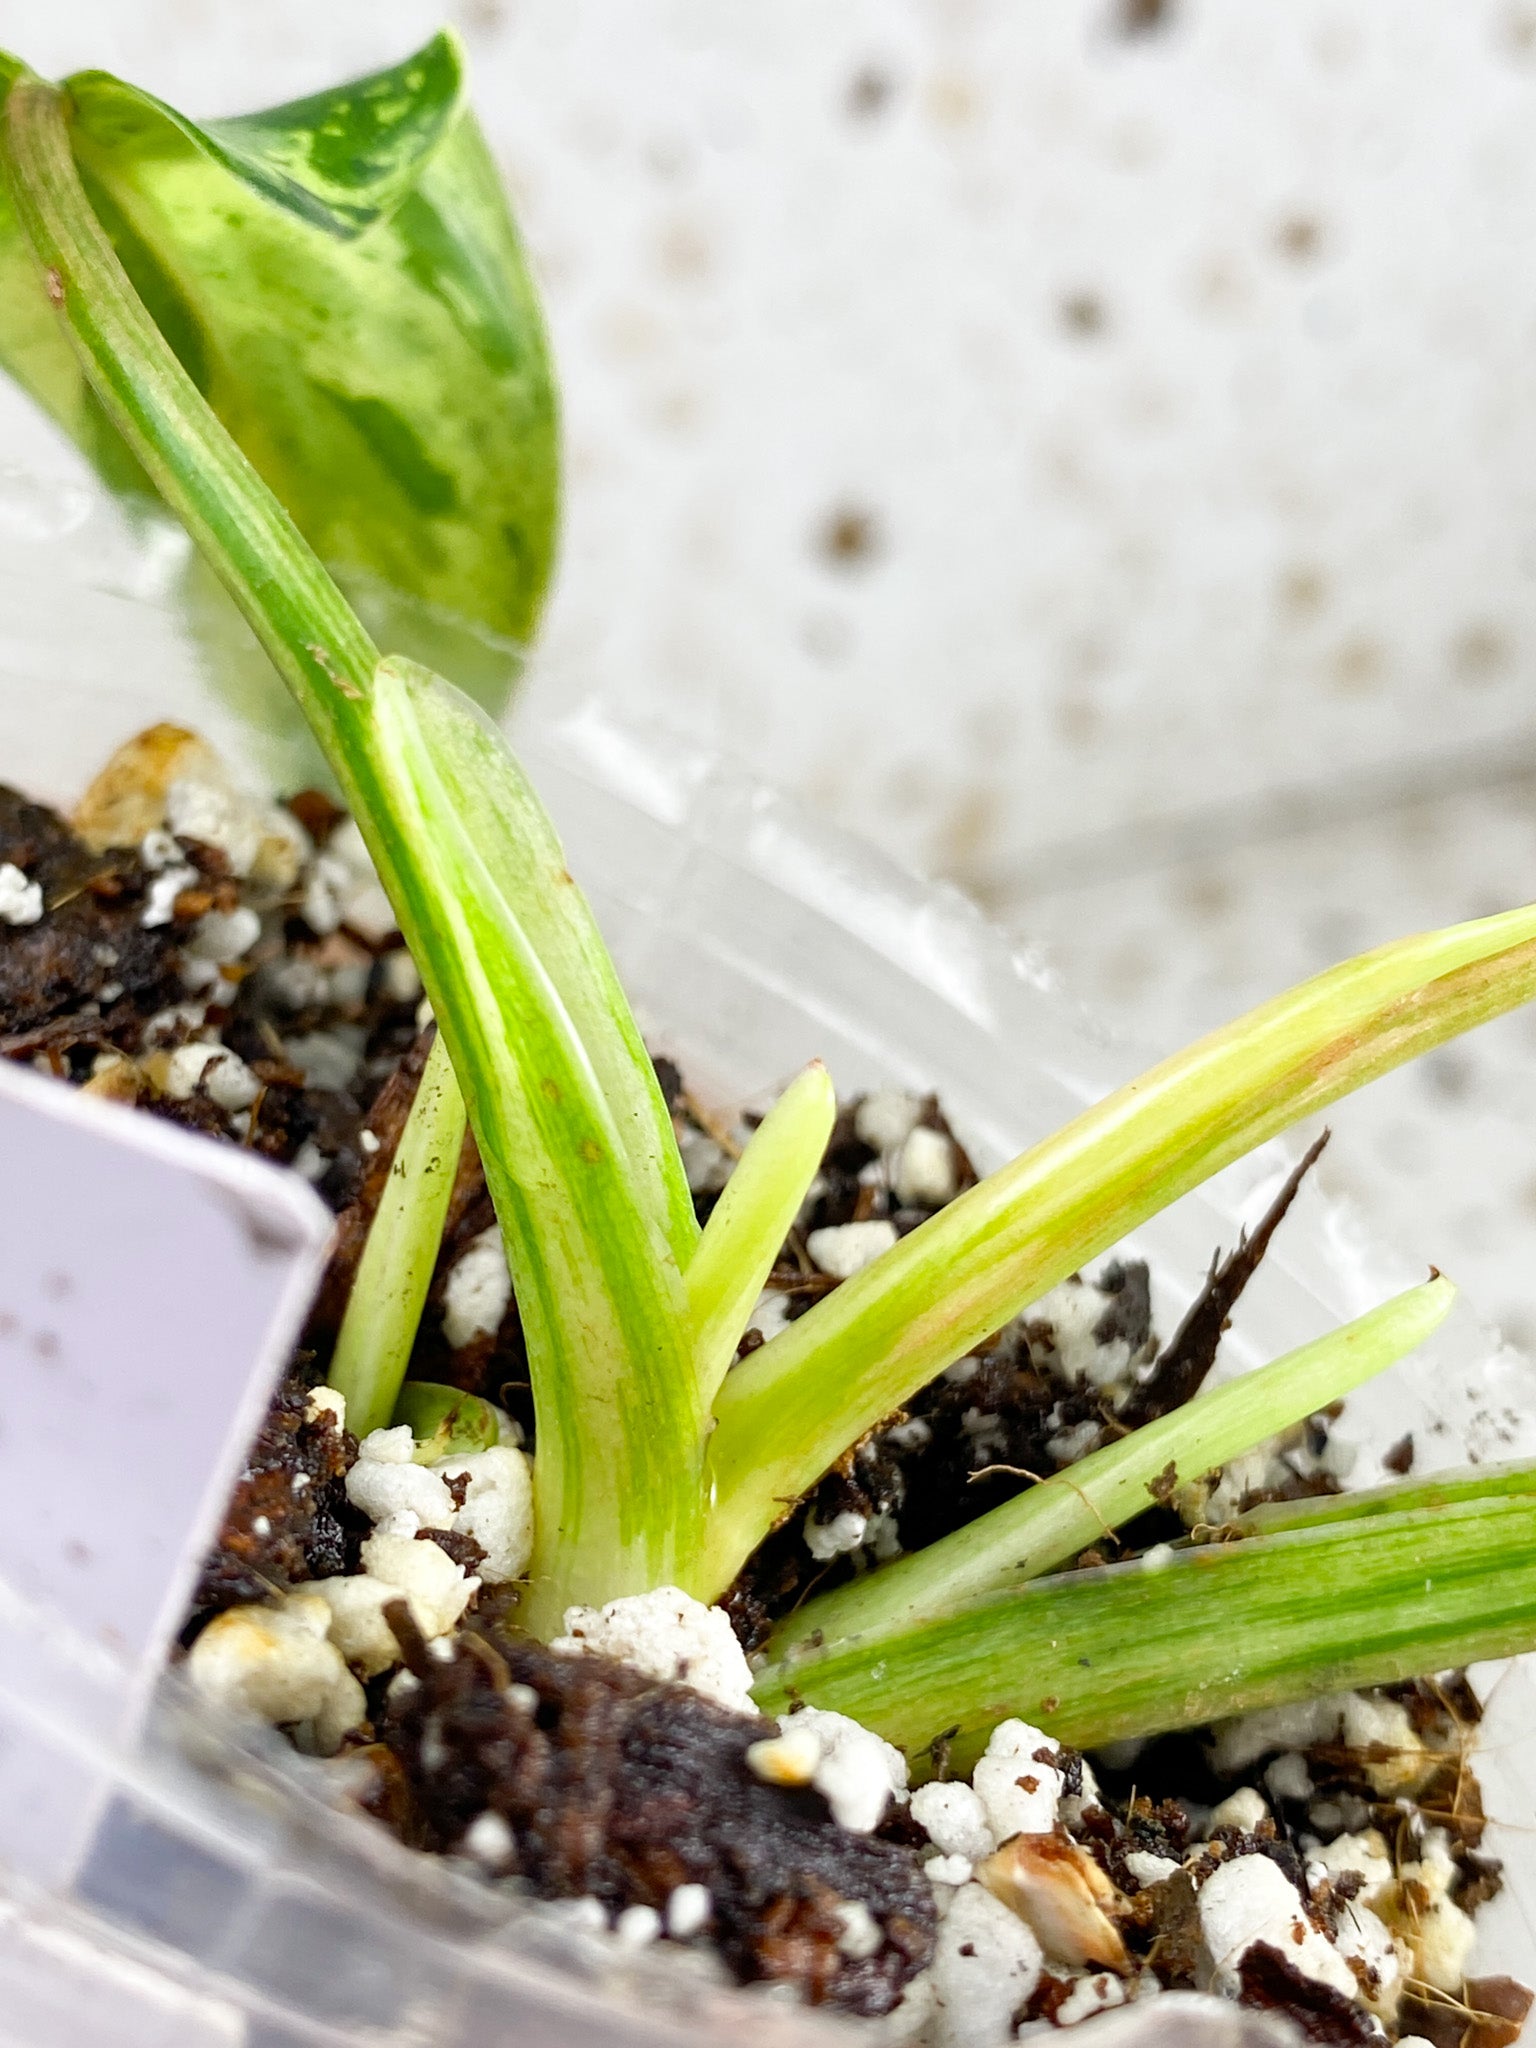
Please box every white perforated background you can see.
[6,0,1536,1337]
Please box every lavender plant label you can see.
[0,1057,330,1686]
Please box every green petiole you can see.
[766,1275,1456,1664]
[751,1482,1536,1765]
[703,908,1536,1587]
[1229,1456,1536,1537]
[1,73,702,1630]
[327,1029,467,1441]
[367,660,703,1631]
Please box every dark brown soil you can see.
[370,1607,935,2016]
[188,1361,361,1624]
[1237,1945,1378,2044]
[0,784,186,1046]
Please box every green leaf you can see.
[688,1061,835,1402]
[183,35,464,236]
[750,1486,1536,1764]
[0,34,557,698]
[394,1382,502,1462]
[3,65,380,765]
[766,1276,1455,1665]
[327,1027,467,1440]
[704,906,1536,1588]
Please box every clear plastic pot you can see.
[0,470,1531,2043]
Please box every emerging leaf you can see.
[688,1061,835,1401]
[395,1383,502,1463]
[327,1027,467,1440]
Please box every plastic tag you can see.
[0,1057,332,1881]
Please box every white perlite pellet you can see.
[1124,1851,1181,1887]
[305,1385,346,1429]
[551,1587,756,1714]
[894,1125,958,1207]
[614,1903,662,1947]
[854,1089,923,1154]
[1197,1855,1357,1999]
[186,905,261,964]
[154,1040,261,1112]
[140,863,198,928]
[806,1219,897,1279]
[186,1593,365,1755]
[911,1781,994,1864]
[433,1445,535,1584]
[443,1226,513,1348]
[1308,1828,1393,1901]
[971,1719,1062,1842]
[1208,1785,1268,1833]
[463,1811,514,1868]
[1209,1695,1346,1775]
[204,1050,261,1112]
[166,773,264,876]
[778,1706,908,1834]
[158,1041,223,1100]
[0,862,42,925]
[1027,1274,1135,1392]
[308,1572,410,1678]
[282,1028,363,1092]
[927,1882,1042,2048]
[834,1901,883,1959]
[1054,1972,1128,2027]
[358,1531,479,1640]
[665,1883,712,1939]
[1331,1899,1400,2004]
[346,1427,457,1531]
[1388,1830,1476,1991]
[804,1507,868,1560]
